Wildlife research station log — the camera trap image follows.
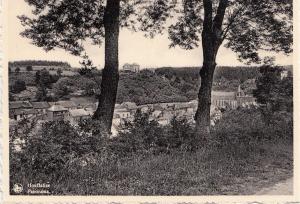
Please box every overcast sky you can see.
[8,0,293,68]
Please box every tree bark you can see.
[194,34,217,139]
[194,0,228,140]
[93,0,120,133]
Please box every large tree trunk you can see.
[93,0,120,133]
[194,0,228,139]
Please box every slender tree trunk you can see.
[93,0,120,133]
[194,31,217,139]
[194,0,228,140]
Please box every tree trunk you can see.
[194,14,217,139]
[194,59,216,139]
[93,0,120,133]
[194,0,228,140]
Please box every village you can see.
[9,84,256,136]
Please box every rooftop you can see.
[31,102,50,109]
[10,101,32,109]
[56,100,77,108]
[212,91,236,97]
[69,109,91,117]
[48,105,68,112]
[120,102,138,109]
[13,108,37,115]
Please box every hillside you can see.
[9,66,267,104]
[9,60,71,69]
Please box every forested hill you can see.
[9,60,71,68]
[10,65,292,105]
[117,66,262,104]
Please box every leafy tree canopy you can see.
[19,0,145,56]
[136,0,292,64]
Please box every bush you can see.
[10,120,109,194]
[109,110,198,156]
[211,108,293,150]
[11,80,26,93]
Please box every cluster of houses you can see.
[9,85,257,135]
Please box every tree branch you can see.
[220,4,249,43]
[203,0,213,32]
[213,0,228,30]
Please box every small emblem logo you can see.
[12,183,23,194]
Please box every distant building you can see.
[31,102,50,114]
[47,104,68,121]
[67,109,92,125]
[211,85,256,109]
[211,91,238,109]
[11,109,37,121]
[9,101,33,120]
[123,63,140,73]
[49,100,77,110]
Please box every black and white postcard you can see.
[1,0,299,203]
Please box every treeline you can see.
[155,66,261,81]
[10,66,292,105]
[9,60,71,68]
[155,65,292,82]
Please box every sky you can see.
[7,0,293,69]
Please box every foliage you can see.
[78,54,97,77]
[211,108,293,150]
[52,77,74,99]
[11,80,26,94]
[254,66,293,111]
[110,110,198,156]
[10,108,293,195]
[111,109,164,156]
[9,72,36,86]
[26,65,33,71]
[138,0,292,64]
[117,70,189,105]
[9,60,71,68]
[17,0,143,56]
[15,67,20,73]
[10,120,108,192]
[35,68,58,88]
[57,68,63,77]
[35,84,48,101]
[253,65,293,124]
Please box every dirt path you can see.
[256,178,293,195]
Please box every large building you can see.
[211,85,256,109]
[123,63,140,73]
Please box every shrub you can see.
[211,107,293,150]
[10,120,109,194]
[109,110,198,156]
[11,80,26,93]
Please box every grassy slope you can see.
[55,141,292,195]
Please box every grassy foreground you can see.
[53,140,292,195]
[10,108,293,195]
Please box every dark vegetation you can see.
[9,60,71,68]
[10,108,293,195]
